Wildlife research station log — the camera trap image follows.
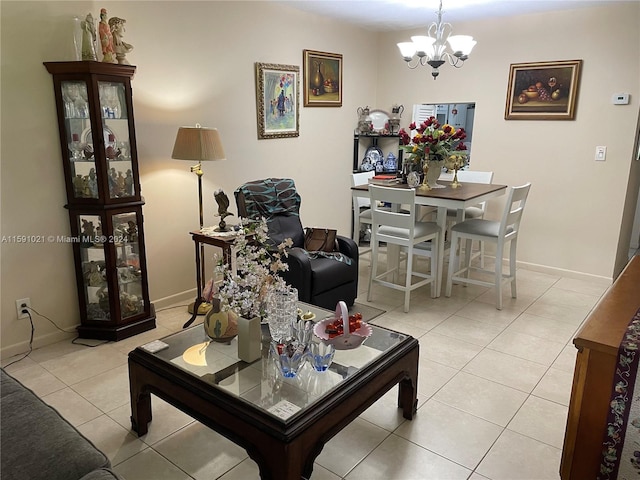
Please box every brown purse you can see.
[304,228,337,252]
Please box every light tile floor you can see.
[2,255,612,480]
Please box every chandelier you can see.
[397,0,476,80]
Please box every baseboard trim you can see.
[151,289,197,310]
[515,260,612,286]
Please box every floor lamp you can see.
[172,124,226,315]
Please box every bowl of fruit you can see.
[323,79,338,94]
[313,301,372,350]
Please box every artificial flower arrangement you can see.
[398,116,468,168]
[206,218,292,319]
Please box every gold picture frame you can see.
[303,50,343,107]
[505,60,582,120]
[255,62,300,139]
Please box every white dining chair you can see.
[351,171,376,245]
[445,183,531,310]
[447,170,494,267]
[367,185,440,313]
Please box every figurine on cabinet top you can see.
[108,17,133,65]
[98,8,117,64]
[81,13,97,61]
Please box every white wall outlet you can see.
[15,298,31,319]
[612,93,630,105]
[595,146,607,161]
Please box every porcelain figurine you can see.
[108,16,133,65]
[80,13,97,61]
[98,8,117,63]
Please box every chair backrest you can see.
[499,183,531,238]
[457,170,494,214]
[234,178,305,247]
[456,170,493,184]
[352,171,375,209]
[369,185,418,245]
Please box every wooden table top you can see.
[352,181,507,201]
[574,255,640,354]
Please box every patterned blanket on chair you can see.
[599,307,640,479]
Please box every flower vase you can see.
[451,167,461,188]
[425,159,445,189]
[204,298,238,343]
[237,315,262,363]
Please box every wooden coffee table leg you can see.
[129,360,152,436]
[251,437,307,480]
[397,345,419,420]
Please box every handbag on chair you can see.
[304,227,337,252]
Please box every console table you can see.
[561,255,640,479]
[183,230,238,328]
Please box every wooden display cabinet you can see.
[45,61,155,341]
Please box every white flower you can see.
[215,218,289,318]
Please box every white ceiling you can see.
[275,0,624,31]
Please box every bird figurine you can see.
[214,189,234,231]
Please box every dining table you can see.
[352,180,508,297]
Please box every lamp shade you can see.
[171,124,226,161]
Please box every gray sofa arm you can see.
[1,369,125,480]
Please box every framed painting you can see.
[504,60,582,120]
[303,50,342,107]
[255,63,300,139]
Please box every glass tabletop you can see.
[142,303,409,421]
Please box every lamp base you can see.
[187,301,212,315]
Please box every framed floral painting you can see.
[504,60,582,120]
[303,50,342,107]
[255,62,300,139]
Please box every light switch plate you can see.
[595,146,607,161]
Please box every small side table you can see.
[183,230,237,328]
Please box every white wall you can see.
[0,0,376,356]
[377,2,640,279]
[2,0,639,357]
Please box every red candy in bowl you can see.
[313,301,372,350]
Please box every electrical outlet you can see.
[15,298,31,319]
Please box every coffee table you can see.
[128,304,418,480]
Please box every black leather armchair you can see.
[234,178,359,309]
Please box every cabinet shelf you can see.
[353,133,403,173]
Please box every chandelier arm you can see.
[445,53,465,68]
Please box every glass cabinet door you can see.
[98,81,135,200]
[112,211,144,319]
[62,80,99,199]
[79,214,110,321]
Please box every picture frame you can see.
[255,62,300,139]
[303,50,343,107]
[504,60,582,120]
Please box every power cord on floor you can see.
[3,311,34,369]
[3,306,111,368]
[26,306,110,347]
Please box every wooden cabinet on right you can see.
[561,255,640,479]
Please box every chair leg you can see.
[445,233,458,297]
[367,237,377,302]
[510,238,518,299]
[353,215,361,244]
[495,242,504,310]
[430,235,439,298]
[479,240,486,269]
[463,238,473,279]
[404,247,413,313]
